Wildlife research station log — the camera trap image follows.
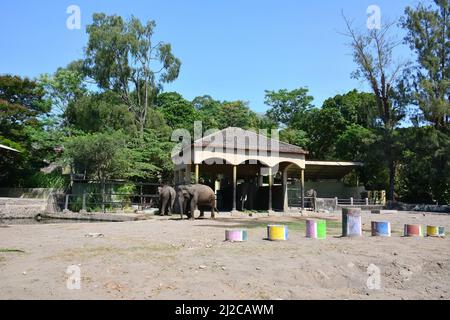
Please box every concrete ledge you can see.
[40,212,151,222]
[371,209,398,214]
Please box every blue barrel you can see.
[371,221,391,237]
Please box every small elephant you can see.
[176,184,218,220]
[158,185,176,216]
[305,189,317,211]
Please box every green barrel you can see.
[317,219,327,239]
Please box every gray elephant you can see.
[158,185,176,216]
[238,178,257,211]
[305,189,317,211]
[176,184,218,220]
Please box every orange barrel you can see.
[403,224,423,237]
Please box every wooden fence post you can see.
[82,193,86,210]
[65,194,69,210]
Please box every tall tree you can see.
[305,107,347,160]
[402,0,450,132]
[66,92,136,134]
[265,88,314,127]
[84,13,181,137]
[155,92,199,130]
[193,95,222,130]
[38,65,87,124]
[321,89,379,129]
[342,16,409,200]
[216,100,259,129]
[397,126,450,204]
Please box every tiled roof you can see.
[193,127,308,155]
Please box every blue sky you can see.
[0,0,420,113]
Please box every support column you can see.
[258,172,263,187]
[232,165,237,213]
[268,167,273,213]
[195,164,199,184]
[282,168,288,213]
[185,166,191,184]
[301,169,305,211]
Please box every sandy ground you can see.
[0,211,449,300]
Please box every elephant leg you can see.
[199,209,204,218]
[159,197,165,216]
[190,195,197,220]
[161,197,168,216]
[190,203,196,220]
[184,199,190,219]
[168,196,175,216]
[211,203,217,219]
[179,198,184,220]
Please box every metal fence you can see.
[58,193,159,212]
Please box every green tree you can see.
[402,0,450,132]
[265,88,314,127]
[335,124,389,190]
[0,75,52,186]
[279,128,309,148]
[155,92,199,130]
[321,90,379,128]
[215,100,258,129]
[397,126,450,204]
[38,66,87,122]
[128,129,175,181]
[302,107,347,160]
[84,13,181,136]
[63,131,131,182]
[66,92,136,134]
[193,95,222,129]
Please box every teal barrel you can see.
[342,207,362,237]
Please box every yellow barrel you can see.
[427,225,440,237]
[267,225,288,241]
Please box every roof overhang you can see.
[284,161,363,180]
[304,161,363,180]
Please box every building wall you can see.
[304,181,366,199]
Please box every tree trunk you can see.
[388,159,395,202]
[101,179,106,213]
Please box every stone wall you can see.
[0,198,47,218]
[388,201,450,213]
[0,188,63,218]
[304,181,366,199]
[0,188,58,199]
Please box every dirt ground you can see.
[0,211,449,300]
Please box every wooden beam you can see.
[232,165,237,212]
[301,169,305,210]
[268,167,273,212]
[283,168,288,212]
[195,164,199,184]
